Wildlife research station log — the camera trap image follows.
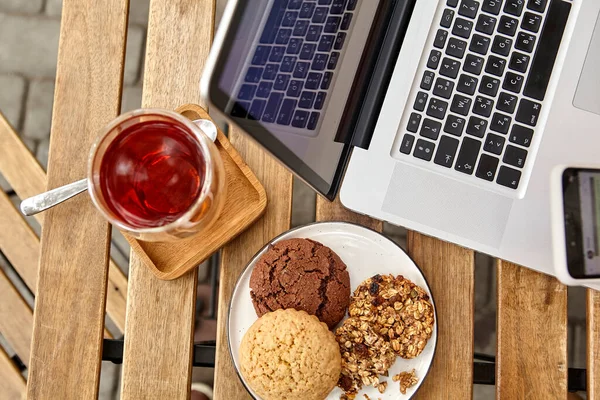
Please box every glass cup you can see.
[88,109,226,242]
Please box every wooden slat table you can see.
[18,0,599,399]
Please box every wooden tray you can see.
[124,104,267,280]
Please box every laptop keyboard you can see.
[231,0,358,131]
[398,0,571,195]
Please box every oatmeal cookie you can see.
[239,309,341,400]
[250,238,351,328]
[349,274,434,359]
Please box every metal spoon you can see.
[20,119,218,217]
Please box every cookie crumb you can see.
[377,381,387,394]
[393,369,418,394]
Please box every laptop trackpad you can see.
[382,163,513,248]
[574,11,600,116]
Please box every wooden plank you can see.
[496,262,568,399]
[0,268,33,367]
[316,196,383,231]
[408,232,474,399]
[0,346,25,399]
[214,134,294,399]
[26,0,129,397]
[0,111,128,334]
[119,0,216,398]
[588,289,600,399]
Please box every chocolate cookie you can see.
[249,238,350,328]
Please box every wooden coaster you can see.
[124,104,267,280]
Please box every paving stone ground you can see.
[0,0,588,398]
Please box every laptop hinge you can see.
[335,0,417,150]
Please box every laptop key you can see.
[293,61,310,78]
[414,92,429,111]
[293,20,310,36]
[321,72,333,89]
[473,95,494,117]
[256,82,273,98]
[497,92,518,113]
[287,38,303,55]
[407,113,422,133]
[485,55,506,76]
[283,11,298,27]
[262,93,284,123]
[260,0,288,44]
[314,92,327,110]
[276,29,292,45]
[263,64,280,80]
[459,0,480,19]
[289,0,303,9]
[347,0,358,10]
[427,98,449,119]
[420,118,442,140]
[341,13,353,30]
[492,36,512,56]
[311,54,328,71]
[444,114,466,136]
[414,139,436,162]
[509,52,530,73]
[245,67,263,83]
[318,0,332,4]
[300,2,316,18]
[421,71,435,90]
[498,17,518,38]
[434,135,460,167]
[476,154,500,181]
[281,56,297,72]
[252,46,272,65]
[484,133,505,155]
[503,145,528,168]
[441,9,455,28]
[434,29,449,49]
[334,32,346,50]
[300,43,317,60]
[497,166,521,189]
[238,84,257,100]
[447,0,459,7]
[277,99,297,125]
[274,74,291,91]
[299,91,316,109]
[287,80,304,97]
[476,14,496,35]
[457,73,478,95]
[469,34,490,55]
[450,94,472,116]
[270,46,287,62]
[331,0,347,14]
[453,17,473,38]
[504,0,525,16]
[312,7,328,23]
[509,124,534,147]
[515,32,536,53]
[464,54,484,75]
[446,38,467,59]
[248,99,267,120]
[327,52,340,69]
[307,112,320,130]
[490,112,512,134]
[433,77,454,98]
[325,16,342,33]
[503,71,524,93]
[455,137,481,175]
[292,110,310,128]
[306,25,323,42]
[440,58,461,78]
[466,116,487,137]
[318,35,335,52]
[479,75,500,97]
[527,0,547,13]
[306,72,322,89]
[482,0,502,15]
[400,134,416,154]
[521,12,542,33]
[516,98,541,126]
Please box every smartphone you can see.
[552,166,600,285]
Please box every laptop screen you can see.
[207,0,379,198]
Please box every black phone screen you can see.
[563,168,600,279]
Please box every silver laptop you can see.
[202,0,600,279]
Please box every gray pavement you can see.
[0,0,587,398]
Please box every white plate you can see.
[228,222,438,400]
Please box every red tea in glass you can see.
[88,109,225,242]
